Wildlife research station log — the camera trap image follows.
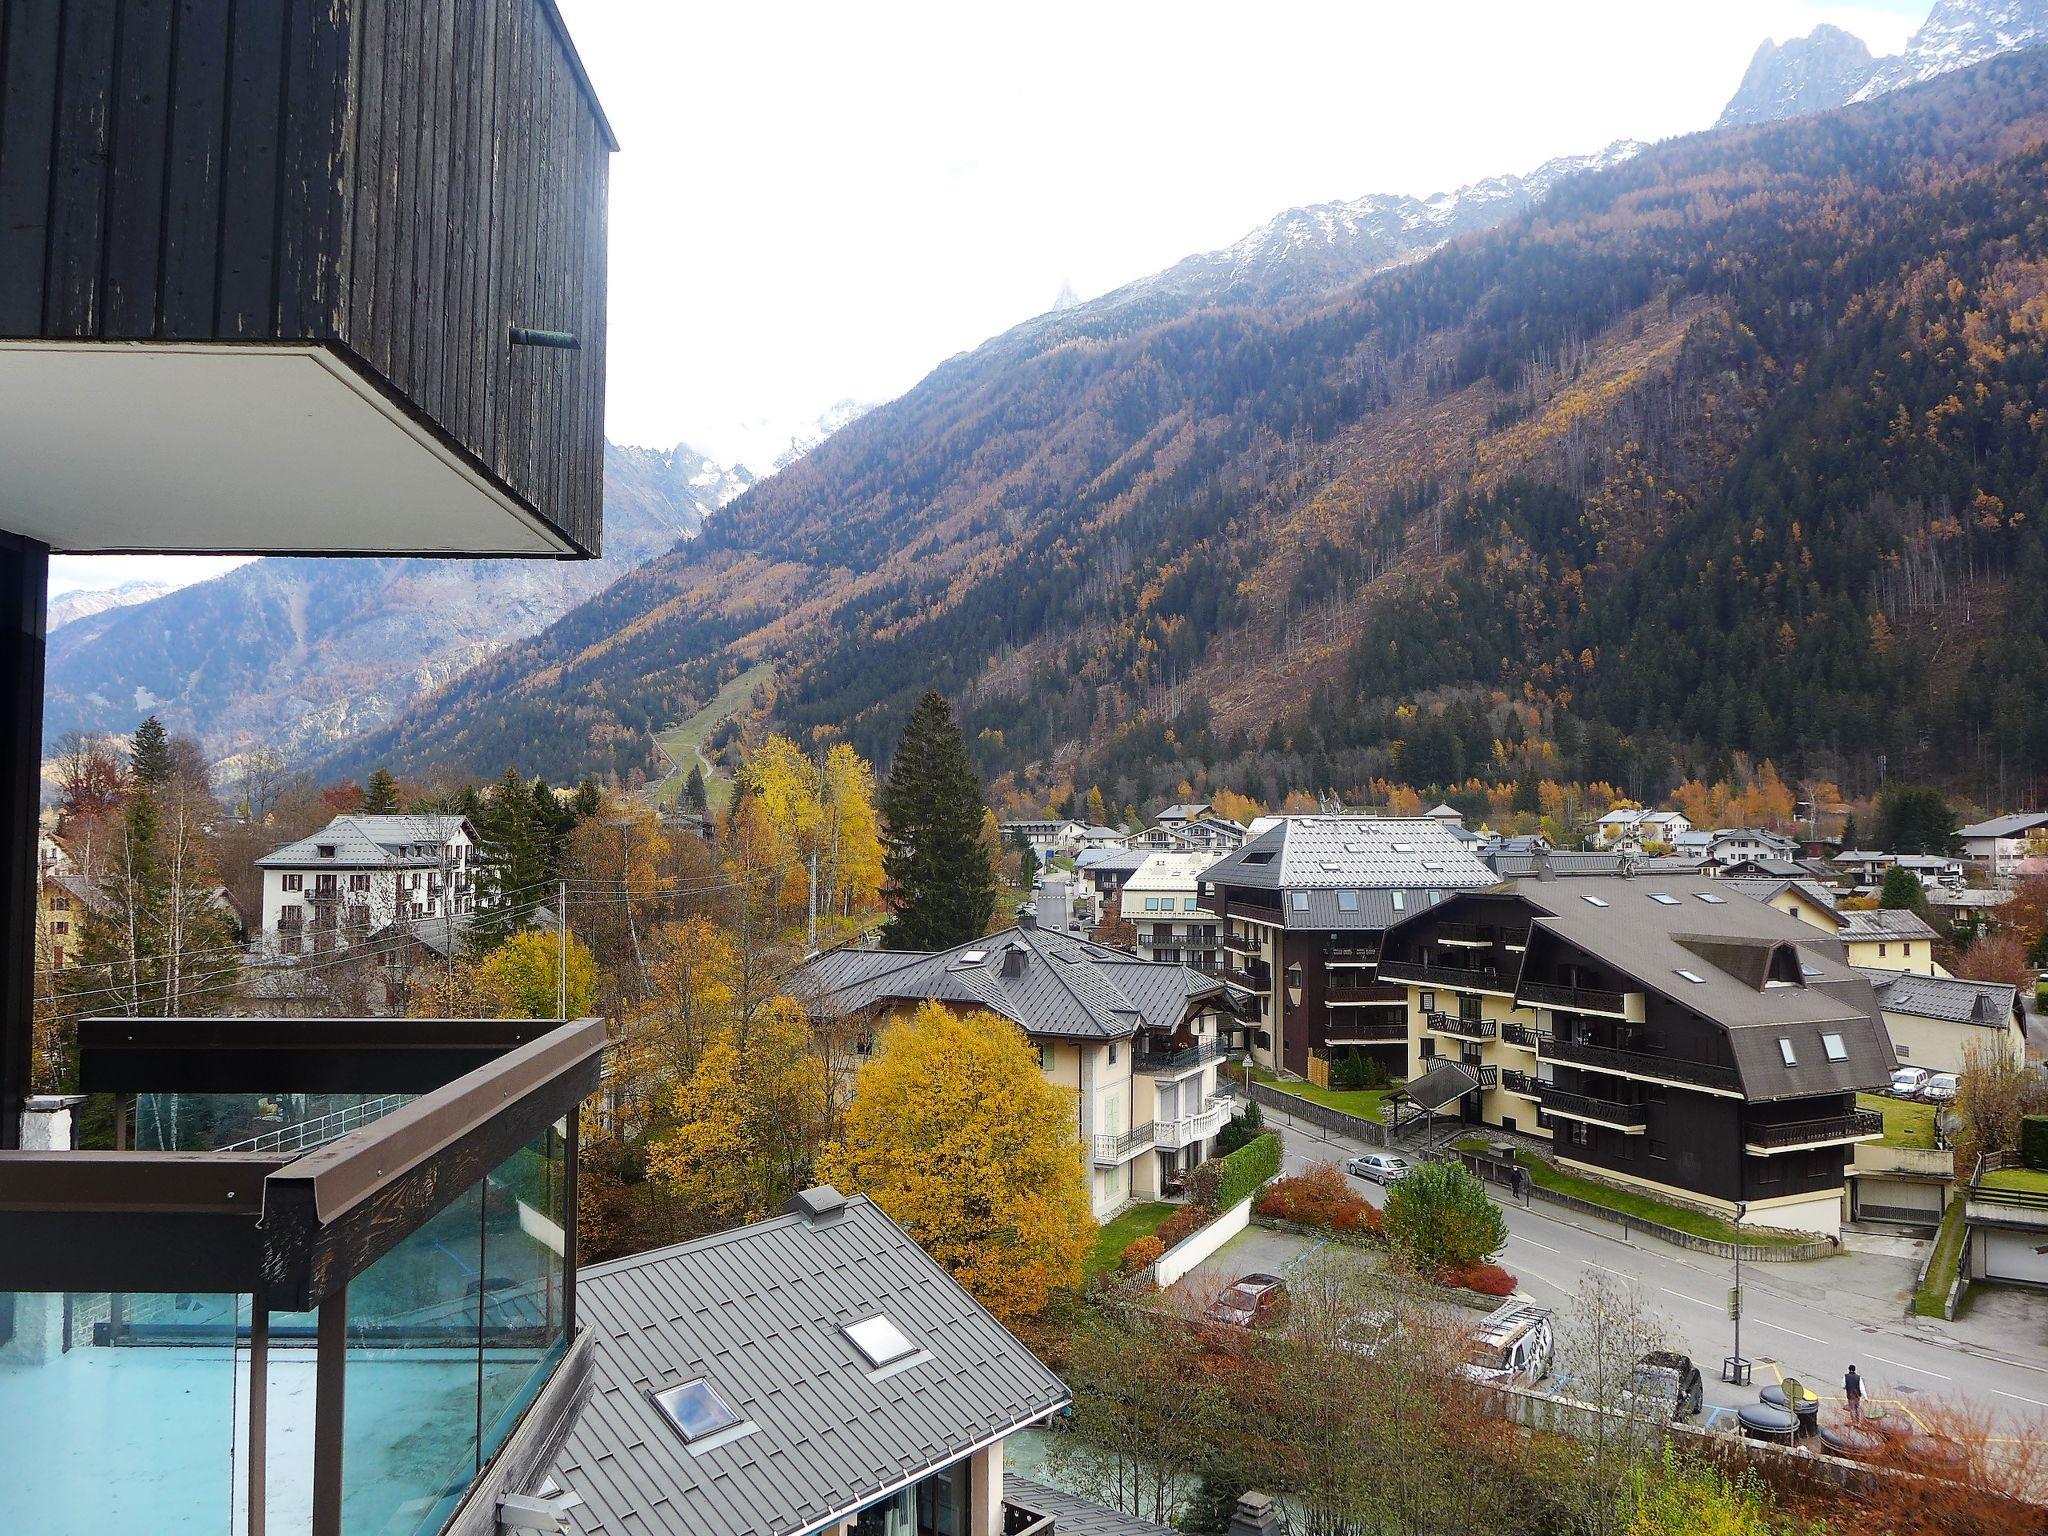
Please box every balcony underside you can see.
[0,342,577,556]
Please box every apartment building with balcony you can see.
[0,4,617,1532]
[796,925,1237,1217]
[257,813,478,955]
[1199,817,1496,1079]
[1118,850,1227,970]
[1378,875,1895,1238]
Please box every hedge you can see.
[2023,1115,2048,1172]
[1214,1132,1282,1212]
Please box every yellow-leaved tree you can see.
[645,995,831,1234]
[408,928,597,1020]
[821,1000,1093,1325]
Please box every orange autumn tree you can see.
[821,1000,1093,1324]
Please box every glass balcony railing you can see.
[0,1015,602,1536]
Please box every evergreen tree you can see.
[1876,786,1960,856]
[1879,865,1928,913]
[472,770,553,945]
[130,715,173,790]
[361,768,402,815]
[574,777,604,818]
[1841,814,1860,851]
[684,762,709,814]
[879,690,996,949]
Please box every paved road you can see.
[1033,872,1074,934]
[1253,1096,2048,1436]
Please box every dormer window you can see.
[317,844,336,858]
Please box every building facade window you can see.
[283,873,303,892]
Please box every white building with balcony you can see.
[1120,849,1228,970]
[255,813,479,956]
[795,923,1238,1218]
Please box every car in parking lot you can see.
[1206,1273,1290,1330]
[1889,1066,1930,1098]
[1622,1350,1705,1420]
[1346,1152,1412,1184]
[1458,1297,1553,1387]
[1922,1071,1959,1103]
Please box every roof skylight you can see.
[1822,1033,1848,1062]
[1649,893,1680,906]
[652,1379,741,1444]
[1695,893,1727,904]
[1582,895,1610,908]
[843,1314,919,1368]
[1337,891,1360,911]
[1778,1038,1798,1066]
[1391,842,1415,853]
[1675,969,1706,984]
[1292,892,1310,911]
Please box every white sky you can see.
[52,0,1925,598]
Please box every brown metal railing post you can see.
[563,1108,580,1343]
[312,1291,348,1536]
[248,1302,269,1536]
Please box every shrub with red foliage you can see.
[1155,1204,1215,1252]
[1254,1162,1381,1236]
[1438,1261,1517,1296]
[1122,1235,1165,1271]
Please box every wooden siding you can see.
[0,0,608,554]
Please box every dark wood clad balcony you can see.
[1321,1020,1408,1044]
[0,0,613,557]
[1326,978,1407,1004]
[1542,1036,1742,1093]
[1425,1010,1496,1041]
[1744,1109,1885,1153]
[1538,1086,1647,1130]
[1378,958,1504,992]
[1517,979,1633,1017]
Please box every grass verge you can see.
[1980,1165,2048,1194]
[1087,1202,1175,1279]
[1252,1066,1401,1124]
[1859,1092,1936,1151]
[1914,1198,1967,1317]
[1462,1145,1815,1248]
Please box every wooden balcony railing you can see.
[1378,959,1503,992]
[1743,1109,1884,1153]
[1537,1086,1647,1129]
[1517,980,1631,1016]
[1542,1036,1740,1093]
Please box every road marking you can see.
[1753,1320,1831,1347]
[1866,1354,1950,1381]
[1509,1234,1561,1255]
[1658,1287,1716,1310]
[1995,1389,2048,1409]
[1587,1261,1635,1280]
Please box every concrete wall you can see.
[1153,1188,1256,1287]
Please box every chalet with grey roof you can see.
[1857,968,2023,1076]
[255,813,477,957]
[1199,816,1496,1079]
[551,1187,1076,1536]
[796,926,1236,1217]
[1379,875,1894,1238]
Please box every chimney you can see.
[1228,1493,1280,1536]
[1533,847,1555,881]
[1002,945,1029,978]
[783,1186,848,1222]
[1018,908,1036,931]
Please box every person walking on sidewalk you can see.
[1845,1364,1864,1421]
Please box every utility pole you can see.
[557,879,568,1022]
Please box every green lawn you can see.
[1253,1067,1402,1124]
[1980,1166,2048,1194]
[1463,1144,1815,1248]
[650,661,774,810]
[1088,1202,1175,1278]
[1860,1092,1937,1151]
[1915,1198,1967,1317]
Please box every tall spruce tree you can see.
[130,715,174,790]
[684,762,710,814]
[879,691,996,949]
[472,769,553,946]
[361,768,403,814]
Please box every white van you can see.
[1458,1296,1554,1387]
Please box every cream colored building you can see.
[1857,969,2022,1076]
[1121,849,1227,971]
[796,923,1237,1219]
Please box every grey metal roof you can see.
[1488,849,1637,878]
[1724,876,1841,915]
[554,1191,1070,1536]
[1276,886,1456,930]
[1959,811,2048,839]
[1856,968,2019,1027]
[1204,816,1495,894]
[1003,1478,1178,1536]
[255,813,469,869]
[1404,1058,1484,1111]
[1836,908,1939,943]
[795,925,1226,1040]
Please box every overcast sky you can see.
[53,0,1926,597]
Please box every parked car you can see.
[1206,1273,1290,1330]
[1622,1350,1704,1421]
[1458,1297,1553,1387]
[1337,1308,1398,1358]
[1346,1151,1413,1184]
[1922,1072,1960,1103]
[1889,1066,1930,1097]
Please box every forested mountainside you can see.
[336,51,2048,812]
[44,443,748,761]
